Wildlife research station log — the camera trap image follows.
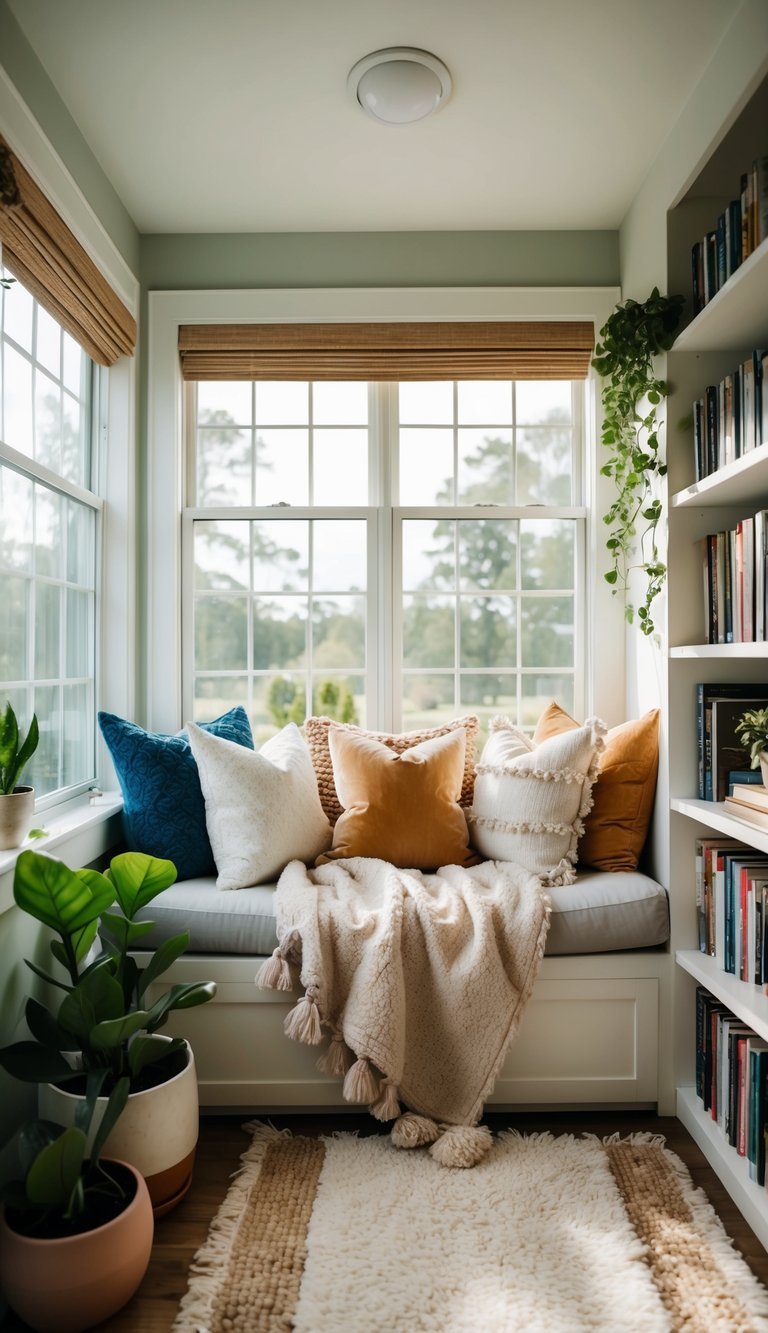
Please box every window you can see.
[0,267,98,802]
[184,378,584,745]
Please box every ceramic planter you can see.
[759,752,768,789]
[0,1160,153,1332]
[40,1039,199,1217]
[0,785,34,850]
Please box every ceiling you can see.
[8,0,743,234]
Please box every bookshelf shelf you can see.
[673,237,768,353]
[672,796,768,853]
[671,441,768,509]
[677,1085,768,1252]
[676,950,768,1038]
[669,642,768,658]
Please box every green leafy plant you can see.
[735,706,768,768]
[0,701,39,795]
[0,849,216,1099]
[0,1083,131,1238]
[592,288,684,636]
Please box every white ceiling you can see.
[8,0,743,234]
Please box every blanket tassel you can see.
[391,1112,440,1149]
[317,1030,353,1076]
[283,989,323,1045]
[343,1056,380,1104]
[256,946,293,992]
[370,1078,401,1122]
[429,1124,493,1169]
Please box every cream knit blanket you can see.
[258,856,550,1129]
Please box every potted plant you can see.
[0,1090,153,1332]
[0,848,216,1215]
[736,706,768,787]
[0,701,39,849]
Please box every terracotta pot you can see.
[40,1039,199,1217]
[0,785,35,850]
[0,1160,153,1332]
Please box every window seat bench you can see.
[136,869,671,1114]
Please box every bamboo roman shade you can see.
[0,139,136,366]
[178,321,594,381]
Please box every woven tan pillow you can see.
[316,726,475,870]
[533,702,660,873]
[304,714,479,826]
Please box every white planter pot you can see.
[0,785,35,850]
[39,1040,199,1217]
[759,752,768,789]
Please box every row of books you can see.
[725,782,768,833]
[696,683,768,802]
[693,348,768,480]
[696,988,768,1185]
[695,835,768,980]
[691,155,768,315]
[700,518,768,643]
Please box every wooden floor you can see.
[3,1109,768,1331]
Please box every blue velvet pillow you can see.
[98,707,254,881]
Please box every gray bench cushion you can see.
[135,867,669,957]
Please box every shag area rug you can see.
[173,1123,768,1333]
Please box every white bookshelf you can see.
[666,71,768,1251]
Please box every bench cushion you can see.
[135,867,669,957]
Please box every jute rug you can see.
[173,1122,768,1333]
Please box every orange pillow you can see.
[533,702,660,873]
[304,714,479,826]
[316,726,475,871]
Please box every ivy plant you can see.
[592,288,684,636]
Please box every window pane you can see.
[459,518,517,591]
[399,428,454,504]
[198,380,252,424]
[28,684,60,796]
[252,520,308,592]
[402,519,454,591]
[521,519,574,590]
[254,596,307,669]
[521,674,575,729]
[313,520,366,592]
[401,673,455,729]
[35,582,61,680]
[3,277,33,351]
[62,392,86,486]
[67,499,95,587]
[460,674,517,744]
[35,489,63,578]
[313,597,365,670]
[62,332,83,395]
[521,596,574,668]
[4,344,33,455]
[65,589,92,678]
[62,681,91,788]
[457,381,512,425]
[255,381,308,425]
[194,520,250,590]
[311,673,365,726]
[197,426,252,506]
[313,382,367,425]
[517,426,573,505]
[261,673,308,732]
[313,429,367,505]
[0,469,33,572]
[36,307,61,378]
[256,429,308,505]
[195,594,248,670]
[459,597,516,668]
[0,575,27,680]
[399,381,453,424]
[193,674,248,725]
[516,380,572,425]
[402,596,454,669]
[458,430,513,504]
[35,370,61,472]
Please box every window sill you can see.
[0,791,123,915]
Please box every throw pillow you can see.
[187,721,332,889]
[469,715,605,885]
[533,702,660,872]
[98,706,254,881]
[304,714,479,826]
[317,725,476,870]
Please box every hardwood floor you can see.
[2,1110,767,1331]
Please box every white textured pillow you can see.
[187,721,332,890]
[469,715,605,885]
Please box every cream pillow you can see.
[317,725,475,871]
[187,721,332,890]
[469,715,606,885]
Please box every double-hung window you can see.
[184,375,584,744]
[0,267,98,802]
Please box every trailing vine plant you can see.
[592,287,684,636]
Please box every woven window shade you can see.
[178,321,594,381]
[0,139,136,367]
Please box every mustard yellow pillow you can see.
[304,714,479,826]
[317,726,475,870]
[533,702,660,873]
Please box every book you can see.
[728,784,768,812]
[724,797,768,831]
[748,1042,768,1183]
[697,685,768,801]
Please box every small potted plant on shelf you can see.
[0,848,217,1215]
[0,1089,154,1332]
[0,701,39,849]
[735,706,768,787]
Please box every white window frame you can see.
[0,74,139,901]
[148,287,624,737]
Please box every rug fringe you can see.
[171,1122,284,1333]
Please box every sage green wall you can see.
[0,0,140,273]
[140,230,619,290]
